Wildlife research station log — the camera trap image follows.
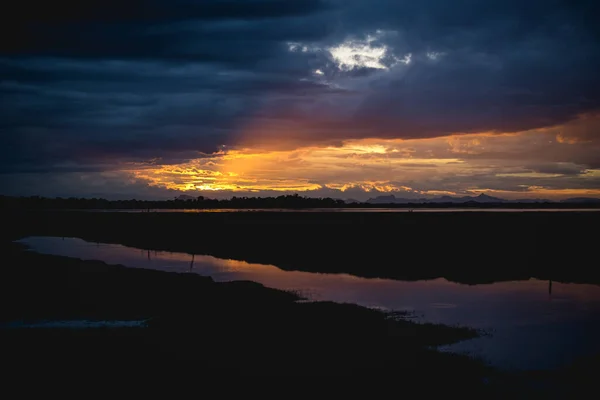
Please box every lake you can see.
[75,207,600,213]
[18,236,600,371]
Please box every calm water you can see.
[77,208,600,213]
[18,236,600,371]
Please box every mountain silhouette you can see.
[367,193,518,204]
[560,197,600,204]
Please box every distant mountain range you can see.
[364,193,600,204]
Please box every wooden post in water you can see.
[189,254,195,272]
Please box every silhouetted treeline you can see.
[2,194,600,210]
[0,194,347,210]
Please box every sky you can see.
[1,0,600,201]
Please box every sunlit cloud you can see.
[129,117,600,201]
[327,33,390,70]
[288,30,410,72]
[130,139,464,195]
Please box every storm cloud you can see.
[1,0,599,198]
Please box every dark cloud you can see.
[1,1,331,61]
[1,0,600,197]
[525,163,587,176]
[0,171,182,200]
[3,0,327,25]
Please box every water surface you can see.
[18,236,600,371]
[75,207,600,213]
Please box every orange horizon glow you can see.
[126,115,600,200]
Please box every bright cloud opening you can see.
[327,34,391,71]
[288,31,408,72]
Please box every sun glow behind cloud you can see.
[128,122,600,200]
[131,139,462,194]
[120,30,600,201]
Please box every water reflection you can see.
[79,208,600,213]
[18,236,600,371]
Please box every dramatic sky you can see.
[2,0,600,200]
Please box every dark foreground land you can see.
[1,210,598,395]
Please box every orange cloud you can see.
[126,114,600,200]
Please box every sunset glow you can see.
[129,115,600,200]
[2,0,599,201]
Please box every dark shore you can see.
[1,210,598,395]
